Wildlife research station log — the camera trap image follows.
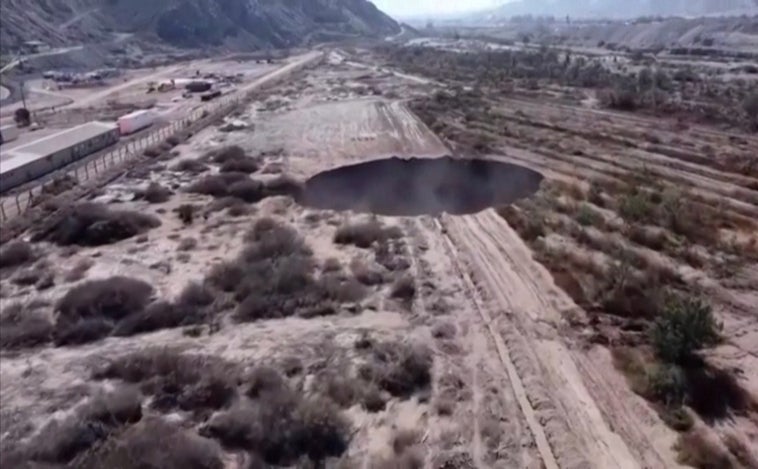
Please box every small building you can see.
[22,41,51,54]
[0,121,119,192]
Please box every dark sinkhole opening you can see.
[298,156,544,216]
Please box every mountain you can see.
[486,0,758,19]
[0,0,400,51]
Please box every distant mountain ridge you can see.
[487,0,758,18]
[0,0,400,51]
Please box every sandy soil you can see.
[1,47,756,469]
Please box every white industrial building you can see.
[0,121,119,192]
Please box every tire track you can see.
[432,217,562,469]
[441,211,658,469]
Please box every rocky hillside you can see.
[485,0,758,19]
[0,0,400,51]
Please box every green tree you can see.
[650,293,721,364]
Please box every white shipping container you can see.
[118,110,156,135]
[0,125,19,145]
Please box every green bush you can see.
[646,363,687,407]
[650,293,721,364]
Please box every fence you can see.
[0,94,240,222]
[0,51,323,223]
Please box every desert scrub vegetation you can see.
[334,220,403,248]
[171,158,209,174]
[384,45,757,129]
[359,340,433,399]
[94,349,239,416]
[34,203,161,247]
[0,240,36,268]
[5,387,144,466]
[134,182,173,204]
[53,276,215,344]
[77,418,224,469]
[203,218,369,322]
[0,302,53,349]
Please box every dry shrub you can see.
[114,281,214,337]
[94,349,239,414]
[322,258,342,273]
[0,303,53,349]
[204,145,246,164]
[136,182,173,204]
[675,431,733,469]
[41,174,78,197]
[206,197,253,217]
[178,282,216,307]
[37,203,160,246]
[391,276,416,301]
[171,159,209,175]
[334,221,402,248]
[319,273,368,303]
[228,179,265,203]
[350,259,385,286]
[57,277,154,323]
[177,237,198,251]
[202,390,350,465]
[26,387,143,465]
[143,146,163,158]
[65,259,94,282]
[76,418,223,469]
[113,301,200,337]
[246,366,287,398]
[363,342,433,398]
[431,322,456,339]
[220,158,259,174]
[0,241,35,268]
[11,265,46,286]
[374,242,411,272]
[264,176,303,199]
[55,317,113,346]
[187,173,252,198]
[176,204,197,225]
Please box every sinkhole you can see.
[298,156,544,216]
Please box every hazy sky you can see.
[372,0,503,18]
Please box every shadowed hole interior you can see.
[299,156,543,216]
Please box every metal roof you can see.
[1,122,118,174]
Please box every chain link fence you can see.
[0,51,323,223]
[0,96,238,222]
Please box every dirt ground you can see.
[1,45,757,469]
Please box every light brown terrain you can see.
[0,42,757,469]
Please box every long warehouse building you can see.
[0,121,119,193]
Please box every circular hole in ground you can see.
[299,156,544,216]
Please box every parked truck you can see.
[117,109,157,135]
